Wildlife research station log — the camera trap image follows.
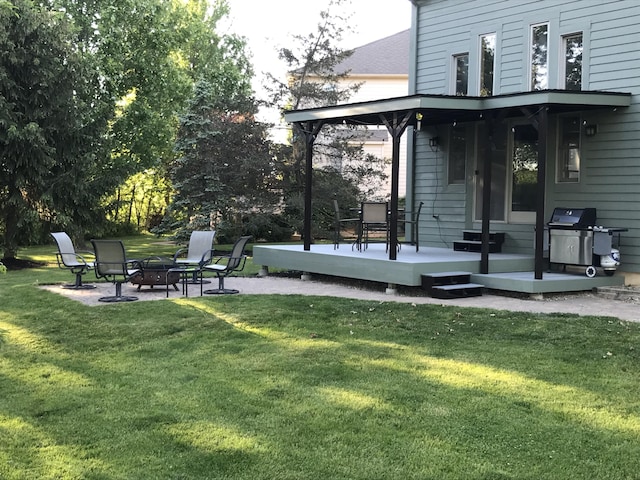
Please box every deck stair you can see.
[453,230,505,253]
[421,271,484,299]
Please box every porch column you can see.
[380,111,413,260]
[480,113,495,274]
[296,120,325,251]
[534,107,548,280]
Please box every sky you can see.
[221,0,412,98]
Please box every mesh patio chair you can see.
[360,202,389,251]
[202,236,251,295]
[172,230,216,283]
[90,239,143,302]
[333,199,359,249]
[51,232,96,290]
[400,201,423,252]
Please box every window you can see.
[453,53,469,96]
[448,124,466,184]
[530,23,549,90]
[563,33,583,90]
[556,116,580,183]
[479,34,495,96]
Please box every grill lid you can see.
[548,207,596,228]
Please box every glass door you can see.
[510,123,538,223]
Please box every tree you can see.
[165,79,283,243]
[0,0,108,259]
[264,0,388,239]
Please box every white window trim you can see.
[529,22,551,91]
[470,26,500,96]
[558,24,590,90]
[521,11,559,90]
[450,52,470,96]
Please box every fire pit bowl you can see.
[130,257,180,291]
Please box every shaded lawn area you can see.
[1,259,640,478]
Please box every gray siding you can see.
[411,0,640,273]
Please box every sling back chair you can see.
[172,230,216,283]
[91,239,143,302]
[400,201,424,252]
[333,199,359,249]
[359,202,389,251]
[201,236,251,295]
[51,232,96,290]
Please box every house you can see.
[256,0,640,293]
[305,30,410,198]
[335,30,410,198]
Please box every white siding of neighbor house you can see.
[346,75,409,199]
[411,0,640,274]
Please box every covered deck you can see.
[253,243,625,295]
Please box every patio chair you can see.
[360,202,389,251]
[172,230,216,284]
[400,201,423,252]
[202,236,252,295]
[51,232,96,290]
[90,239,143,302]
[333,199,359,249]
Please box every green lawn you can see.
[1,236,640,479]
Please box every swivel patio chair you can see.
[333,199,359,249]
[202,236,251,295]
[90,239,143,302]
[51,232,96,290]
[172,230,216,284]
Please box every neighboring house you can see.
[308,30,410,198]
[284,0,640,285]
[335,30,409,198]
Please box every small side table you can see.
[166,267,201,298]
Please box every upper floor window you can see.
[530,23,549,90]
[563,33,583,90]
[480,34,495,96]
[453,53,469,96]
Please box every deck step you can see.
[421,271,483,299]
[431,283,485,299]
[462,230,505,244]
[453,231,505,253]
[453,240,502,253]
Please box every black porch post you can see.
[480,114,495,274]
[381,111,413,260]
[534,107,548,279]
[298,121,323,251]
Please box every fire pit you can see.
[130,257,180,291]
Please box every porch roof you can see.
[284,90,631,127]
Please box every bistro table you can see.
[165,266,201,298]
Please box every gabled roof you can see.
[336,30,409,75]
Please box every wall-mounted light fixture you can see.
[416,112,423,131]
[584,124,598,137]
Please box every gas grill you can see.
[547,207,627,277]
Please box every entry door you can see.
[474,122,538,223]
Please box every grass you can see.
[1,235,640,479]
